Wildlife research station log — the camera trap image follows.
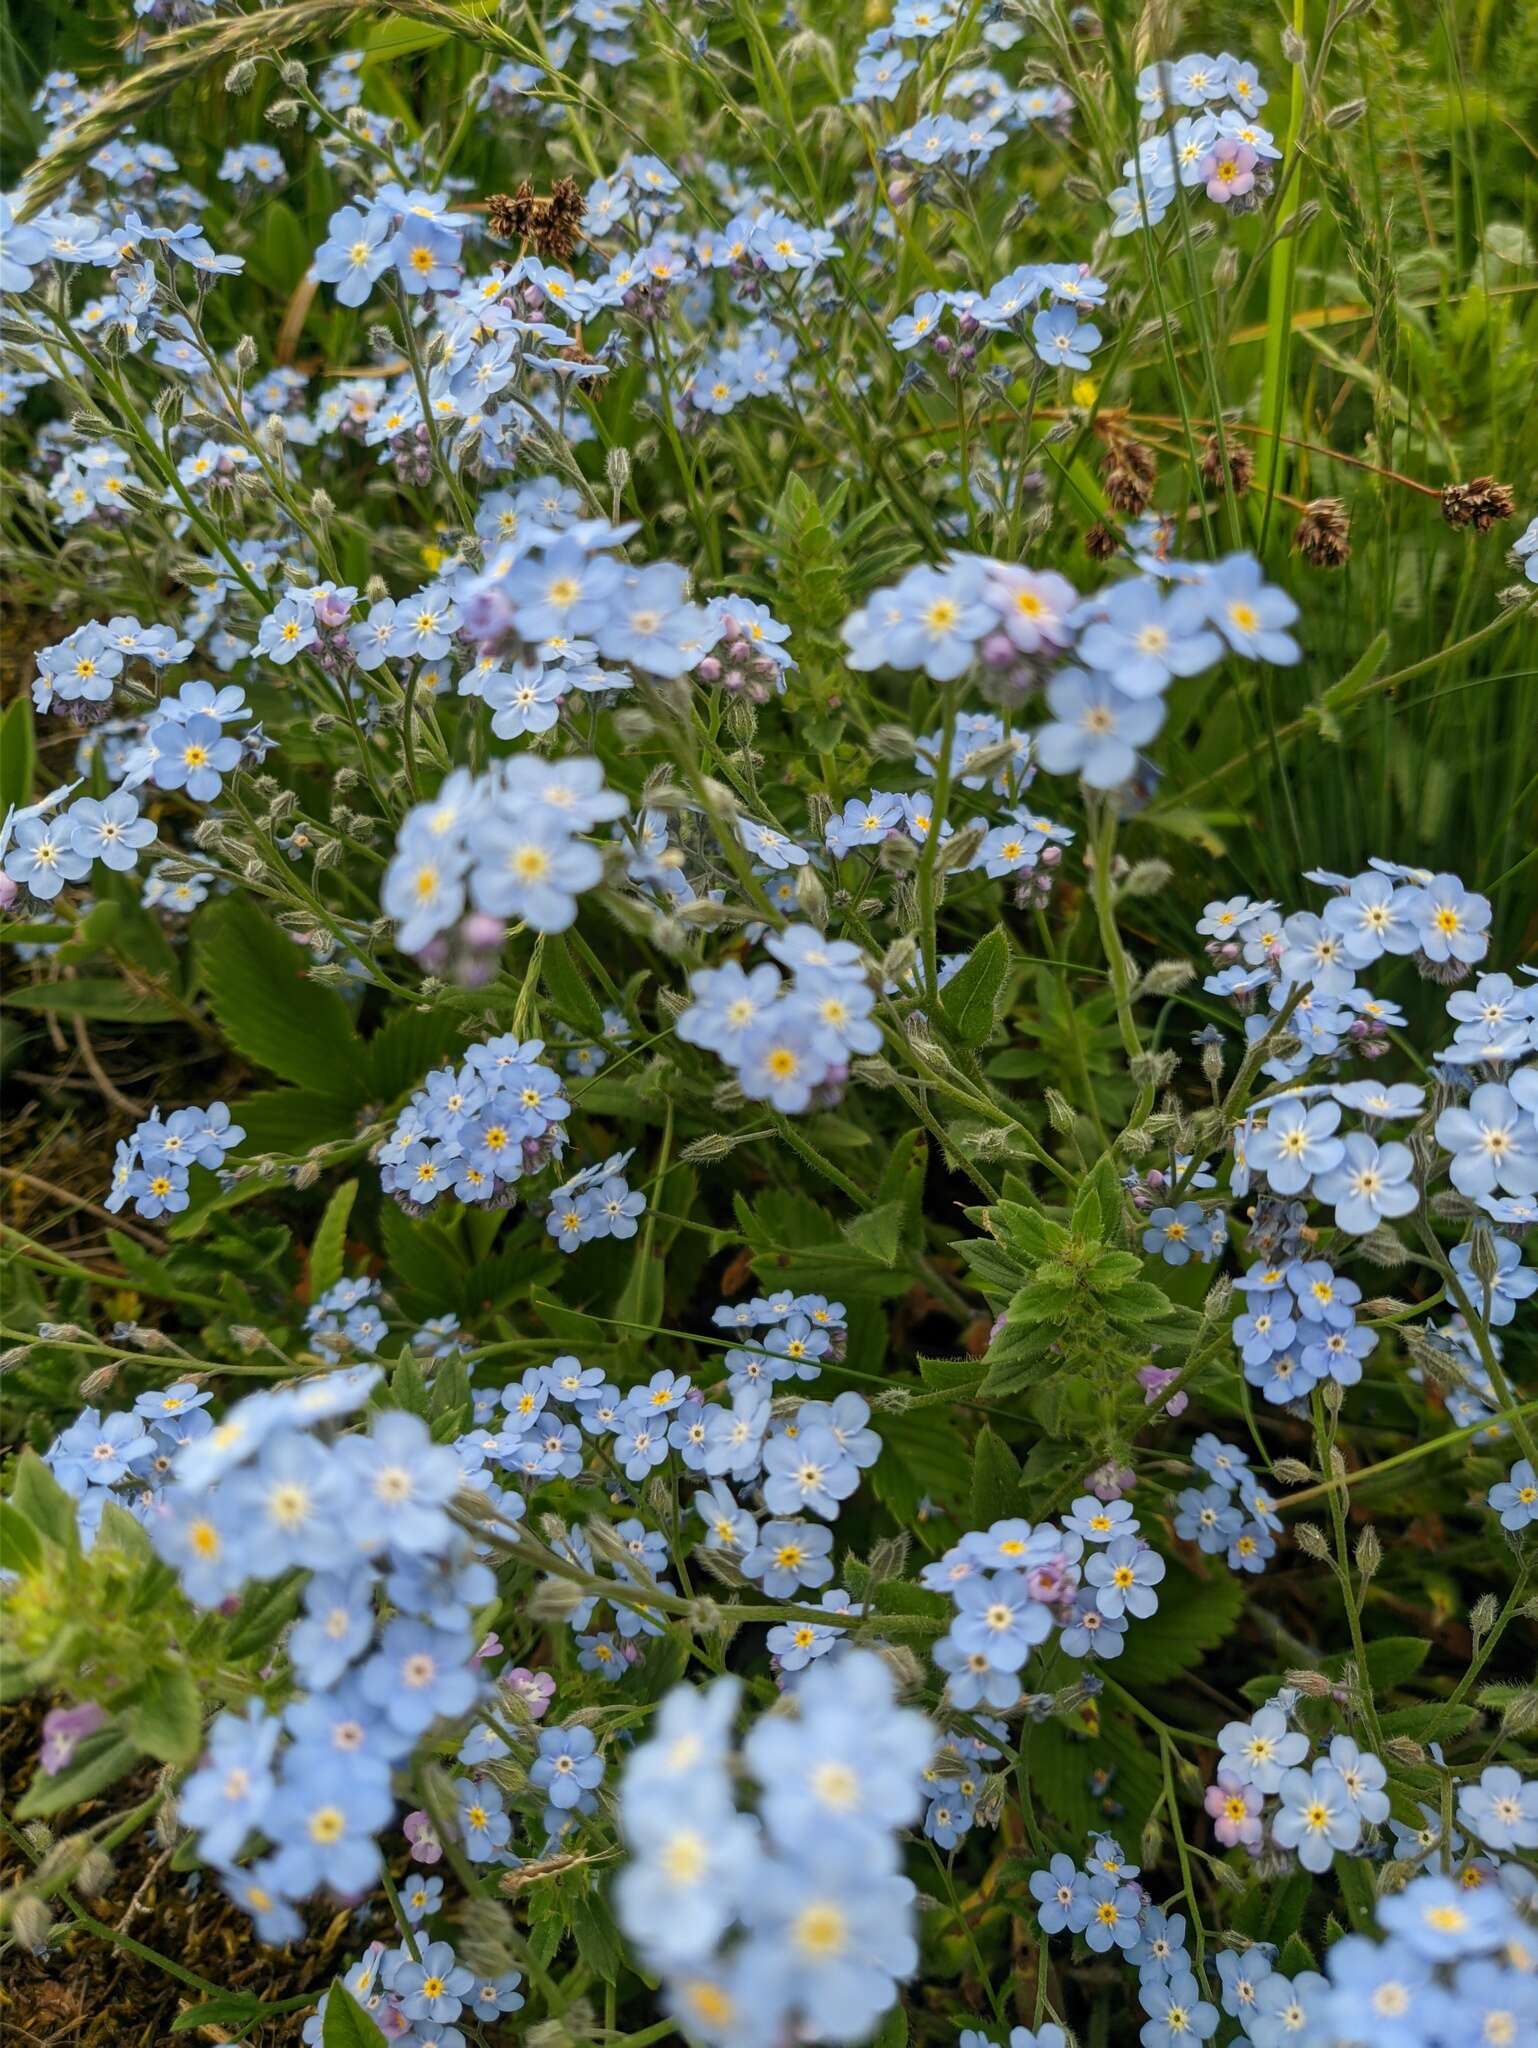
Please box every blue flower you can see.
[1084,1537,1165,1619]
[1271,1761,1362,1870]
[1137,1966,1219,2046]
[1141,1202,1207,1265]
[179,1703,280,1863]
[1082,1874,1142,1952]
[530,1724,605,1809]
[1313,1133,1418,1234]
[396,1938,475,2022]
[1034,669,1164,788]
[1202,555,1301,663]
[1489,1458,1538,1529]
[289,1568,375,1687]
[1321,1936,1437,2047]
[455,1777,513,1862]
[1457,1764,1538,1851]
[267,1749,392,1896]
[742,1518,834,1596]
[1029,1855,1092,1935]
[1032,303,1101,371]
[359,1618,478,1735]
[1436,1083,1538,1199]
[1077,579,1221,697]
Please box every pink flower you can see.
[1199,140,1257,203]
[1137,1364,1188,1418]
[1204,1771,1264,1850]
[1089,1460,1135,1503]
[403,1810,443,1865]
[507,1667,556,1719]
[40,1702,107,1776]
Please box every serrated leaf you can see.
[1071,1153,1122,1241]
[955,1237,1021,1293]
[389,1352,431,1419]
[842,1199,904,1266]
[918,1355,983,1393]
[542,933,606,1037]
[309,1179,358,1299]
[365,1004,466,1101]
[381,1204,464,1310]
[1113,1562,1243,1686]
[200,893,363,1097]
[4,978,179,1023]
[937,925,1010,1046]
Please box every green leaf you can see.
[872,1997,908,2048]
[169,1996,269,2036]
[969,1425,1025,1528]
[16,1730,140,1819]
[322,1982,388,2048]
[1333,1849,1377,1932]
[200,893,363,1096]
[1071,1153,1124,1242]
[381,1204,464,1309]
[233,1087,359,1158]
[918,1354,983,1393]
[542,933,606,1037]
[937,925,1010,1046]
[121,1661,202,1763]
[842,1199,904,1266]
[875,1131,927,1250]
[309,1179,358,1299]
[389,1352,431,1419]
[10,1450,80,1554]
[366,1004,466,1101]
[1114,1562,1244,1686]
[225,1574,305,1660]
[0,694,36,815]
[3,978,178,1023]
[0,1499,43,1574]
[1360,1637,1432,1688]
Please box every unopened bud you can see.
[1469,1592,1499,1641]
[1354,1525,1381,1581]
[1120,859,1173,898]
[80,1363,120,1400]
[1044,1088,1077,1135]
[1136,958,1195,997]
[265,98,301,128]
[794,864,828,924]
[1325,98,1367,128]
[225,59,257,93]
[1383,1738,1427,1768]
[74,1849,114,1899]
[1273,1457,1312,1486]
[10,1897,54,1951]
[1294,1522,1331,1561]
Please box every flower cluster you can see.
[1111,54,1284,235]
[613,1654,933,2047]
[379,1035,575,1212]
[676,924,880,1114]
[924,1505,1166,1701]
[381,757,622,957]
[105,1099,244,1220]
